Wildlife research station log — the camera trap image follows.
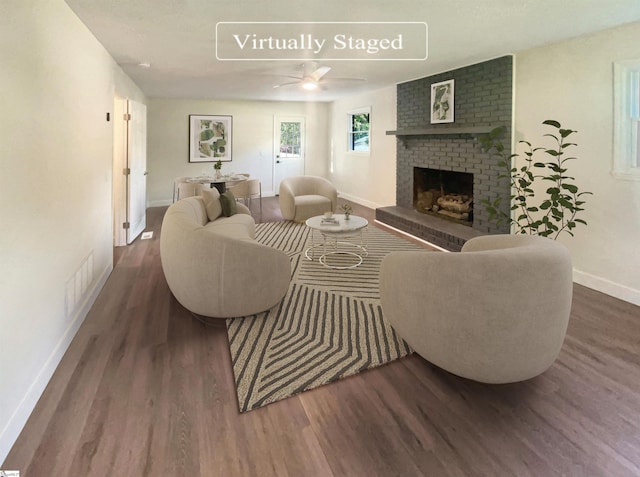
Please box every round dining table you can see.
[187,174,247,193]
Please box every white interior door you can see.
[126,100,147,244]
[113,98,128,247]
[274,116,305,194]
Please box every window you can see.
[279,121,301,157]
[348,108,370,152]
[613,60,640,180]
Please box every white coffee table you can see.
[305,214,369,269]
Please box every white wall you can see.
[0,0,145,461]
[515,21,640,305]
[328,86,397,209]
[147,99,330,205]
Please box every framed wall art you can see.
[430,79,454,124]
[189,114,233,162]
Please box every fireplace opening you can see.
[413,167,474,226]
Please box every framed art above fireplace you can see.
[430,79,454,124]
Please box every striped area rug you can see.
[226,221,428,412]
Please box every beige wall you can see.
[147,99,330,205]
[0,0,145,461]
[515,22,640,304]
[328,86,397,208]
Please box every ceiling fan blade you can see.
[322,77,367,83]
[274,74,304,81]
[310,66,331,82]
[273,81,301,89]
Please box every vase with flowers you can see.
[340,204,353,220]
[213,160,222,179]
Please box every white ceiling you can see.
[64,0,640,102]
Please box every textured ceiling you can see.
[64,0,640,101]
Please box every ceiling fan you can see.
[273,62,365,90]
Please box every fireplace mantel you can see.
[386,125,499,137]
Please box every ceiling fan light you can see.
[302,81,318,90]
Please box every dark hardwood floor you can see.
[4,197,640,476]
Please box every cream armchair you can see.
[160,194,290,318]
[380,234,573,384]
[278,175,338,222]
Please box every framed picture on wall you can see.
[430,79,454,124]
[188,114,233,162]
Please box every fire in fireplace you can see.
[413,167,474,226]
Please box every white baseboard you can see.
[0,263,112,463]
[337,191,385,210]
[147,199,172,207]
[573,269,640,306]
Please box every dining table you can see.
[187,174,248,193]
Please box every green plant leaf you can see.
[489,126,505,138]
[558,198,574,209]
[559,128,576,138]
[562,183,579,193]
[543,119,562,128]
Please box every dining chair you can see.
[174,177,205,202]
[227,178,262,220]
[173,177,188,202]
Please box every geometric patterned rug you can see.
[226,221,428,412]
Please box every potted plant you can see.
[340,204,353,220]
[479,120,592,239]
[213,159,222,179]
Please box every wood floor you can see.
[4,197,640,476]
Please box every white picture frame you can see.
[430,79,455,124]
[189,114,233,162]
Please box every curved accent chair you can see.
[278,175,338,222]
[380,234,573,384]
[160,194,290,318]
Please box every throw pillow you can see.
[201,188,222,221]
[220,191,237,217]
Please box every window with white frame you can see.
[613,60,640,180]
[348,108,370,153]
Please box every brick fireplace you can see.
[376,56,513,251]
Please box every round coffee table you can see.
[304,214,369,269]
